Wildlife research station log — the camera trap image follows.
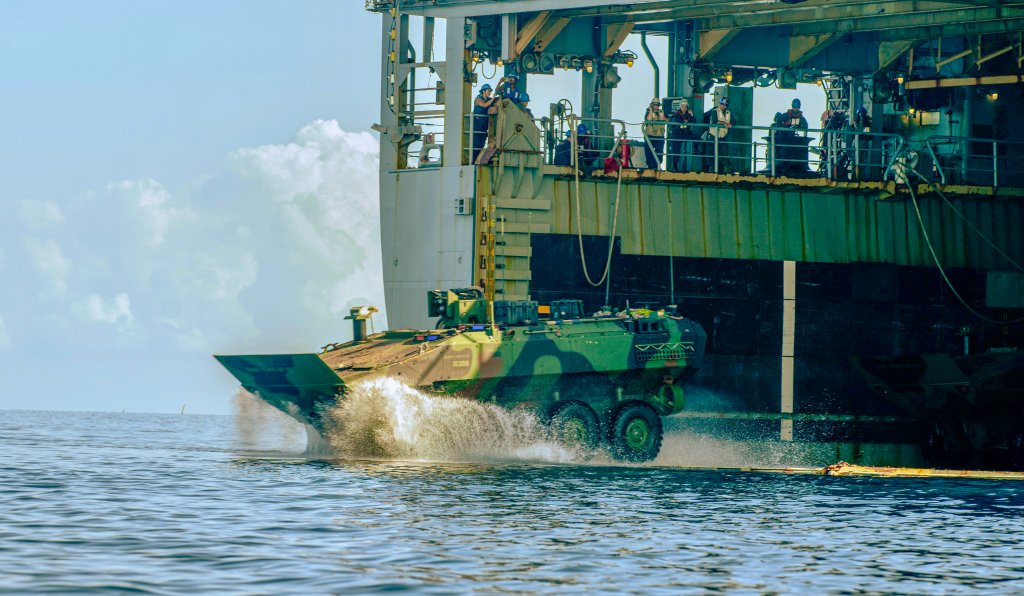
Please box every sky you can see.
[0,2,822,414]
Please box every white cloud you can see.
[74,293,133,325]
[107,179,195,246]
[23,236,71,297]
[18,199,65,228]
[2,119,383,358]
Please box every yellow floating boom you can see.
[821,462,1024,480]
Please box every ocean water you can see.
[3,398,1024,594]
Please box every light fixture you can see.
[571,57,582,71]
[987,90,999,101]
[626,57,634,68]
[908,107,916,116]
[815,79,822,87]
[896,75,905,84]
[584,59,594,73]
[725,70,733,84]
[496,58,504,67]
[472,53,480,63]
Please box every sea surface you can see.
[3,403,1024,594]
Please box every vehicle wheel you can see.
[921,418,972,469]
[549,402,600,454]
[609,403,663,463]
[1009,421,1024,471]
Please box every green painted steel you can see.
[540,177,1024,268]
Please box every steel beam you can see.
[377,0,669,18]
[699,28,739,60]
[703,2,1020,30]
[874,18,1024,41]
[905,73,1024,88]
[788,6,1024,37]
[532,17,570,52]
[878,40,920,70]
[788,33,838,68]
[514,11,551,56]
[604,20,635,57]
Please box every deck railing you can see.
[453,110,1023,189]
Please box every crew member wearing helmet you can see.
[473,83,497,162]
[498,74,523,104]
[519,91,533,118]
[576,122,599,171]
[785,98,808,129]
[642,98,666,171]
[703,96,734,173]
[668,98,698,173]
[472,83,495,163]
[553,129,573,166]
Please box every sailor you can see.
[472,83,495,163]
[498,74,522,104]
[703,96,733,173]
[553,129,573,166]
[642,98,666,171]
[519,91,533,119]
[853,106,872,132]
[667,98,697,173]
[785,98,808,129]
[576,123,599,171]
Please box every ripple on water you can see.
[2,409,1024,593]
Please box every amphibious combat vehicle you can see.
[216,288,706,461]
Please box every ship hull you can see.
[528,232,1024,465]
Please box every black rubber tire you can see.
[549,401,601,454]
[609,403,663,463]
[921,418,972,470]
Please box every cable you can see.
[481,60,497,80]
[904,172,1024,325]
[570,115,623,288]
[907,164,1024,274]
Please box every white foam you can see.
[324,378,579,463]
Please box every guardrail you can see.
[454,111,1024,189]
[923,135,1024,188]
[533,117,905,182]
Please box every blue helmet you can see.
[577,123,589,135]
[479,83,492,93]
[856,106,868,117]
[520,92,530,102]
[792,98,801,109]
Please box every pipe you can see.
[640,31,660,99]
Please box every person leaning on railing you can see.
[642,98,666,171]
[667,98,698,173]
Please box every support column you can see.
[444,17,469,168]
[780,260,796,441]
[670,21,698,112]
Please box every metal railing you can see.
[458,111,1024,189]
[533,118,904,183]
[923,135,1024,188]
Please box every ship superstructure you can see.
[365,0,1024,468]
